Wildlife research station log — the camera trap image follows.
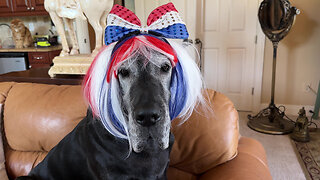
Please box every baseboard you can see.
[259,103,315,117]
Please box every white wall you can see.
[261,0,320,107]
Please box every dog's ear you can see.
[83,43,129,139]
[169,62,187,119]
[168,40,204,122]
[83,45,114,117]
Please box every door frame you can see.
[252,0,265,113]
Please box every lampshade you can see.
[258,0,299,42]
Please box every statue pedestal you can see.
[48,55,94,77]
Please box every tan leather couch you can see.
[0,82,272,180]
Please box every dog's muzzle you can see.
[135,104,161,127]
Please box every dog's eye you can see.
[118,68,130,78]
[161,64,171,73]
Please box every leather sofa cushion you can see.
[198,137,272,180]
[5,148,47,178]
[170,90,239,174]
[4,83,87,152]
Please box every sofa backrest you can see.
[0,82,87,179]
[0,82,239,179]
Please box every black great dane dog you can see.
[17,109,174,180]
[16,3,204,180]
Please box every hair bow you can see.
[105,3,189,45]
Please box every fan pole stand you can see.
[248,42,294,135]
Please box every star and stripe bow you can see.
[105,3,189,45]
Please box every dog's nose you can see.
[135,108,161,127]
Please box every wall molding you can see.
[259,103,315,117]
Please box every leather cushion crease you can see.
[0,82,272,179]
[0,82,16,104]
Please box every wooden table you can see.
[0,67,83,85]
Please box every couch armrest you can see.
[199,137,272,180]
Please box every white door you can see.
[134,0,263,111]
[198,0,260,110]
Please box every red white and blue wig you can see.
[83,3,204,139]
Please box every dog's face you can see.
[117,51,172,153]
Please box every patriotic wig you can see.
[83,3,204,139]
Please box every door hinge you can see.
[255,35,258,44]
[251,87,255,95]
[183,39,193,44]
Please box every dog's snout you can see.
[135,108,161,127]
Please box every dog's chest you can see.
[84,119,174,179]
[98,154,169,179]
[97,137,173,179]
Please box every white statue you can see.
[44,0,113,56]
